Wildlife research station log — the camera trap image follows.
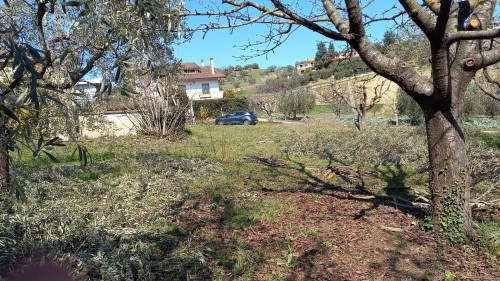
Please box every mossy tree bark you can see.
[424,102,472,241]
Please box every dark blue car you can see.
[215,111,258,125]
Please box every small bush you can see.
[223,89,236,99]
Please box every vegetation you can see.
[315,41,337,70]
[192,97,249,119]
[0,0,182,192]
[1,122,498,280]
[278,90,316,120]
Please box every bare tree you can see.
[186,0,500,242]
[318,85,346,119]
[326,75,389,130]
[249,94,278,121]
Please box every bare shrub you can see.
[249,95,278,121]
[125,74,188,139]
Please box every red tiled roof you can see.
[180,64,226,81]
[180,62,201,70]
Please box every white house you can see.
[179,58,226,100]
[74,78,103,102]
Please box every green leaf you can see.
[60,49,71,63]
[1,105,19,122]
[44,151,59,162]
[0,83,13,93]
[37,137,43,150]
[40,86,64,94]
[44,94,64,106]
[46,137,66,146]
[114,66,121,82]
[13,64,24,79]
[26,45,47,66]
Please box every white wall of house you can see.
[183,79,223,100]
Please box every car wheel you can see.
[243,120,250,125]
[217,121,224,125]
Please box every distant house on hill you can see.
[180,58,226,100]
[295,50,360,74]
[295,59,316,74]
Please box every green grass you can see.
[1,121,498,280]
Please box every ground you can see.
[0,121,499,280]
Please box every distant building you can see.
[179,58,226,100]
[295,59,316,74]
[331,50,360,61]
[74,78,103,102]
[295,50,360,75]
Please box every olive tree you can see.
[278,90,315,120]
[186,0,500,242]
[0,0,184,191]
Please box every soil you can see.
[180,176,500,280]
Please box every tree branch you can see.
[422,0,441,15]
[397,0,436,37]
[447,28,500,43]
[269,0,347,40]
[38,47,108,90]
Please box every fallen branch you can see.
[379,225,404,232]
[473,183,499,202]
[347,193,427,210]
[471,201,500,211]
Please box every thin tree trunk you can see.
[424,105,472,241]
[393,100,399,126]
[347,82,358,130]
[359,111,366,130]
[0,125,10,189]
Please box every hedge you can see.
[192,97,249,118]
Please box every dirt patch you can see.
[185,183,499,280]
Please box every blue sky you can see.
[177,1,398,69]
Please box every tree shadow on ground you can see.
[252,156,427,221]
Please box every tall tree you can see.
[187,0,500,242]
[314,41,329,69]
[0,0,184,191]
[326,42,337,59]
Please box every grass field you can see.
[1,121,499,280]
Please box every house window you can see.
[202,83,210,95]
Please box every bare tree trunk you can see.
[0,125,10,189]
[267,113,273,122]
[347,82,358,130]
[393,100,399,126]
[190,100,196,125]
[358,111,366,130]
[359,105,367,129]
[424,104,472,241]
